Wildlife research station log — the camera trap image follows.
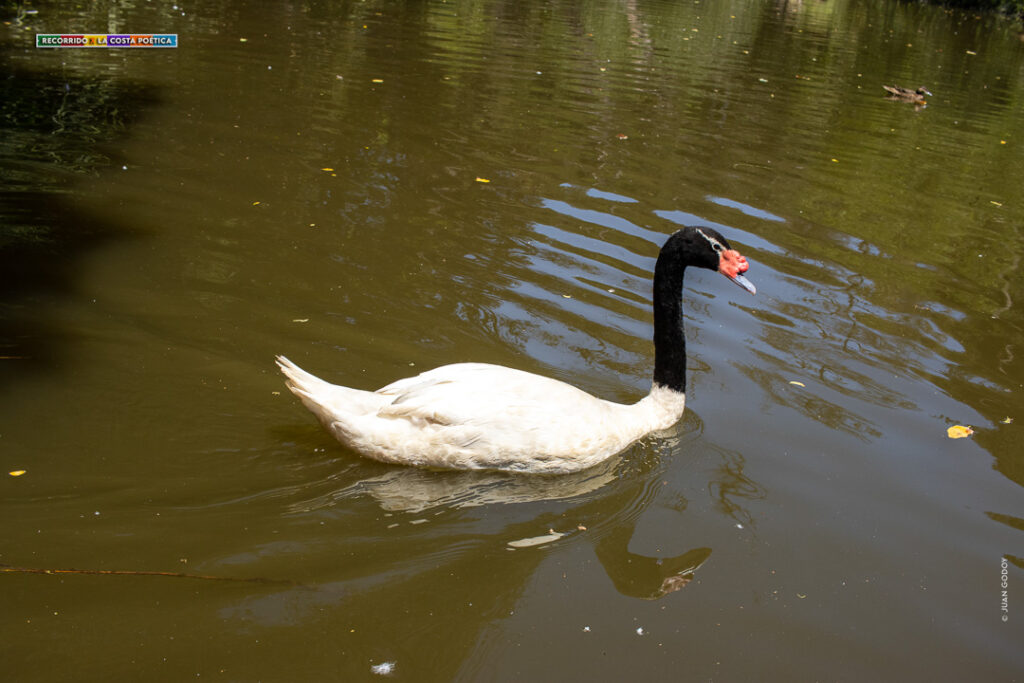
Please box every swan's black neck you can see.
[652,229,718,394]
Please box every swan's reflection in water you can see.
[288,457,619,513]
[220,427,765,680]
[284,427,721,601]
[595,526,711,600]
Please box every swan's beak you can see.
[729,272,757,295]
[719,249,757,295]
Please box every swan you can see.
[277,225,755,474]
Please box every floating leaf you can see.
[371,78,384,83]
[321,167,334,172]
[789,381,805,387]
[947,425,974,439]
[9,470,26,477]
[475,177,490,183]
[1001,417,1013,424]
[292,318,309,323]
[508,531,565,548]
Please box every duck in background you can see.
[883,85,932,104]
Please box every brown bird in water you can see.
[883,85,932,103]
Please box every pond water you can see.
[2,0,1023,679]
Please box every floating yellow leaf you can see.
[9,470,26,477]
[475,177,490,183]
[947,425,974,439]
[1001,417,1013,424]
[321,167,334,172]
[292,318,309,323]
[789,381,805,387]
[371,78,384,83]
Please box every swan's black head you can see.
[652,226,755,393]
[662,226,756,294]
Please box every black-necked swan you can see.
[277,225,755,474]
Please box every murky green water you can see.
[3,0,1023,679]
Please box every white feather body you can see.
[277,356,685,474]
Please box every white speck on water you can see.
[582,626,591,632]
[371,661,395,675]
[636,627,645,635]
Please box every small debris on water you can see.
[370,661,395,675]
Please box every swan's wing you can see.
[375,363,605,427]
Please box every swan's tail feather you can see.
[276,355,333,397]
[276,355,385,428]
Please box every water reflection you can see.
[260,417,767,612]
[0,66,159,383]
[287,458,621,514]
[220,432,736,672]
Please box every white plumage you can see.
[277,357,685,473]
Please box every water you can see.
[2,0,1023,679]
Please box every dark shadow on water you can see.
[0,62,161,386]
